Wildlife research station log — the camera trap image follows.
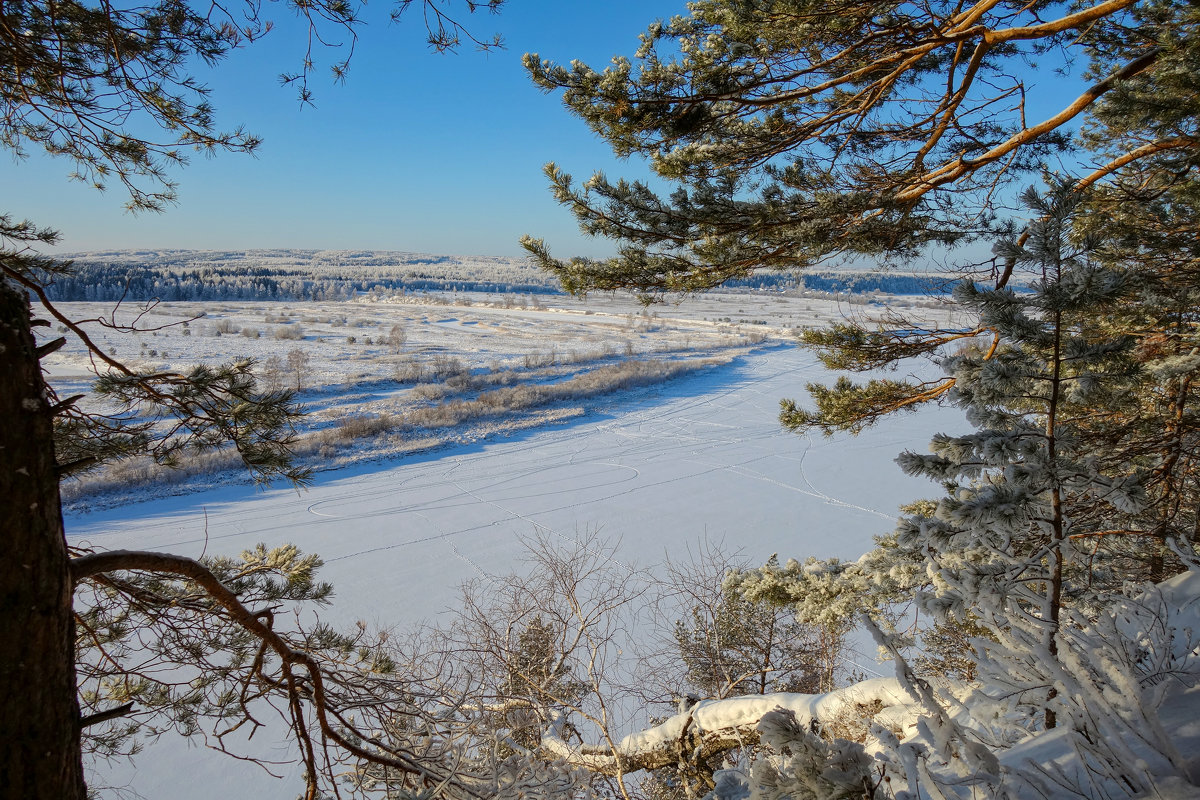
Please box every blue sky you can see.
[3,2,688,258]
[3,1,1090,262]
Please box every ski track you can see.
[59,295,973,800]
[67,347,954,626]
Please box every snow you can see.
[45,288,959,506]
[615,678,915,755]
[539,678,919,774]
[56,287,1200,799]
[67,333,962,798]
[45,287,979,797]
[67,345,956,629]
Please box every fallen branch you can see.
[539,678,916,776]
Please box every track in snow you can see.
[68,346,956,626]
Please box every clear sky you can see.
[4,1,1092,262]
[2,2,690,258]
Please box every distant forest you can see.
[44,249,952,302]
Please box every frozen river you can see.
[71,343,960,799]
[69,344,954,627]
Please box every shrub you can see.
[333,413,394,441]
[429,354,465,379]
[393,357,424,383]
[447,374,478,392]
[410,384,447,403]
[274,325,305,340]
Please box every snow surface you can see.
[68,346,956,628]
[46,289,958,506]
[64,288,1200,799]
[69,342,964,799]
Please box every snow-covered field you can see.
[55,288,968,798]
[68,344,958,628]
[44,288,959,507]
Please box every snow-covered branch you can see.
[539,678,916,776]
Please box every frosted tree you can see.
[898,183,1146,728]
[515,0,1200,793]
[287,347,313,392]
[722,181,1200,797]
[388,323,409,353]
[674,587,834,700]
[790,181,1198,615]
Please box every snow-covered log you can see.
[539,678,916,776]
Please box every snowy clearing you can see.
[66,343,958,629]
[43,288,962,509]
[56,289,967,799]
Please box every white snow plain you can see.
[69,344,957,627]
[69,341,963,799]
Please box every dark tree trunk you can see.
[0,279,86,798]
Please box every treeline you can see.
[42,263,560,302]
[725,270,953,294]
[43,249,953,302]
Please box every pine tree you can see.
[514,2,1200,793]
[790,177,1200,601]
[521,0,1197,296]
[496,617,590,751]
[1,1,503,796]
[674,573,840,699]
[895,183,1151,726]
[726,181,1200,795]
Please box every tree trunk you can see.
[1043,307,1065,730]
[0,278,86,798]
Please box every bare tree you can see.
[261,354,286,393]
[434,530,650,800]
[71,541,602,800]
[416,535,870,800]
[287,348,312,392]
[387,324,408,354]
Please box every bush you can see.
[332,413,394,441]
[444,373,475,392]
[410,384,448,403]
[393,357,424,383]
[274,325,305,340]
[429,354,466,379]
